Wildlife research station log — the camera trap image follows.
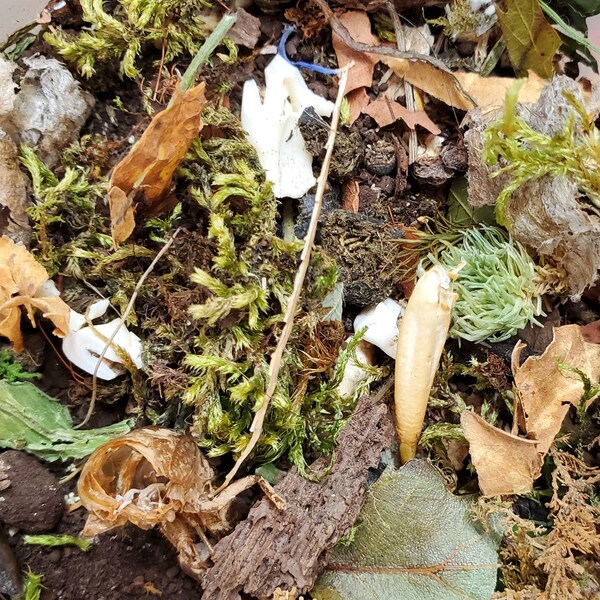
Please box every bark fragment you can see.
[200,387,394,599]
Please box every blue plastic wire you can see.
[277,26,339,76]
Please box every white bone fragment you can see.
[62,302,143,381]
[241,54,334,199]
[353,298,406,358]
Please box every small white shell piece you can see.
[62,300,143,380]
[241,54,334,199]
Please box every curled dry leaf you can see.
[461,411,542,496]
[453,70,546,110]
[0,236,70,351]
[383,57,476,111]
[109,82,206,245]
[79,427,284,579]
[513,324,600,455]
[463,325,600,496]
[332,11,379,94]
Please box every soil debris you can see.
[0,450,64,533]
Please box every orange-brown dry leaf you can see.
[461,411,542,496]
[454,71,546,110]
[346,87,370,125]
[79,427,214,536]
[363,96,441,133]
[109,81,206,245]
[0,236,70,351]
[342,179,360,212]
[383,58,476,111]
[514,324,600,455]
[332,11,380,94]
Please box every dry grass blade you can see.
[215,65,351,494]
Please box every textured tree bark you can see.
[200,384,394,599]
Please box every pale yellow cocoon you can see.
[395,265,457,463]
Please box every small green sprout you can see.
[23,534,93,552]
[430,226,544,343]
[18,571,43,600]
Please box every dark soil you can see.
[10,507,199,599]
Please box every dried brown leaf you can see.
[461,411,542,496]
[342,179,360,212]
[454,71,546,110]
[383,57,476,111]
[332,11,379,94]
[345,87,369,125]
[364,96,441,133]
[0,236,70,351]
[514,324,600,455]
[79,427,214,536]
[109,82,206,245]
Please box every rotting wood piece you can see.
[200,384,394,599]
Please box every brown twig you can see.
[215,65,352,494]
[76,228,181,428]
[312,0,476,106]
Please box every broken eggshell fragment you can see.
[353,298,406,358]
[62,299,142,380]
[241,53,334,199]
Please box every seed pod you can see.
[395,265,457,463]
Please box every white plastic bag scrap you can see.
[241,54,334,199]
[62,299,143,381]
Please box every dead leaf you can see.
[514,325,600,455]
[496,0,562,78]
[461,411,542,496]
[332,11,379,94]
[383,57,476,111]
[454,70,546,110]
[0,236,70,351]
[346,87,369,125]
[342,180,360,212]
[109,81,206,245]
[363,96,441,133]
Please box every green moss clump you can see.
[179,106,372,473]
[20,145,109,276]
[45,0,213,78]
[484,82,600,226]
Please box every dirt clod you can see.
[320,210,403,306]
[0,450,64,533]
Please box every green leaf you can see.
[312,460,499,600]
[0,381,133,462]
[496,0,562,78]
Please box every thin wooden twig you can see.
[312,0,476,106]
[215,65,352,494]
[76,228,181,428]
